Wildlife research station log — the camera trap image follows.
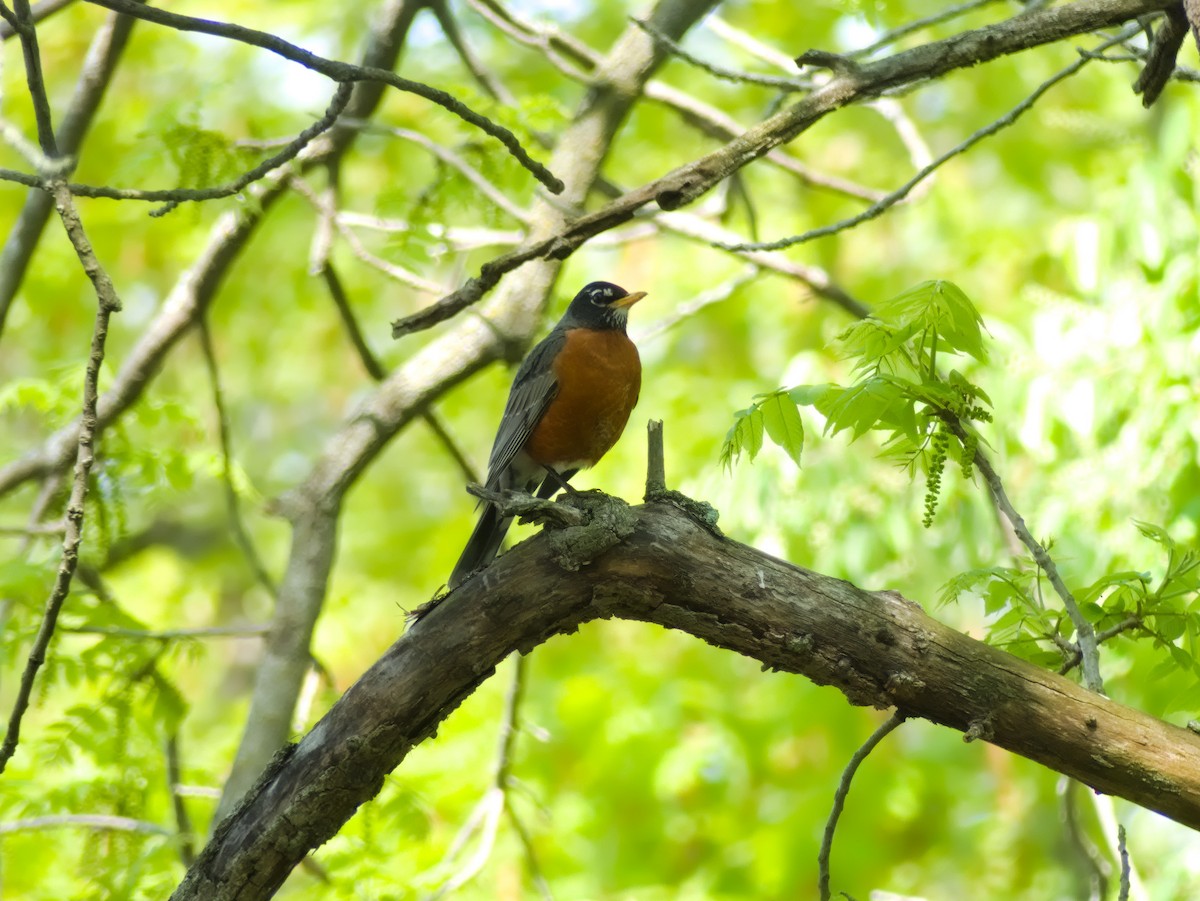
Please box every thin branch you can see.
[0,0,72,40]
[0,814,171,835]
[1117,824,1131,901]
[632,16,813,90]
[469,0,880,203]
[818,711,906,901]
[84,0,563,193]
[2,82,354,213]
[968,440,1104,693]
[635,266,758,343]
[851,0,1006,58]
[197,317,278,597]
[704,14,799,71]
[62,624,270,640]
[393,0,1177,335]
[464,0,596,81]
[0,4,138,340]
[350,120,531,223]
[0,183,120,773]
[652,210,870,317]
[290,175,446,293]
[320,263,388,381]
[428,0,513,103]
[8,0,58,155]
[0,521,64,536]
[719,26,1137,252]
[166,735,197,868]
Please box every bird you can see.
[449,280,647,588]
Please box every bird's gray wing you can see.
[483,329,565,491]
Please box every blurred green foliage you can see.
[2,0,1200,899]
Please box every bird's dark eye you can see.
[588,286,615,305]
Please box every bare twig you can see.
[85,0,563,193]
[428,0,513,103]
[394,0,1176,335]
[290,175,446,293]
[969,441,1104,692]
[0,521,64,536]
[851,0,1005,58]
[197,317,278,596]
[351,121,531,223]
[62,624,270,640]
[0,82,355,214]
[0,5,137,340]
[0,183,121,773]
[0,0,72,40]
[0,815,170,835]
[7,0,58,154]
[633,16,812,89]
[1117,824,1131,901]
[720,26,1138,253]
[817,711,906,901]
[166,735,197,867]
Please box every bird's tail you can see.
[449,503,512,588]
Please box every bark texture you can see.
[172,496,1200,900]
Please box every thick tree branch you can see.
[172,498,1200,899]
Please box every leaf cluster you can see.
[722,280,993,525]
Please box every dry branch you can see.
[172,497,1200,899]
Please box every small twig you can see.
[166,734,197,867]
[290,175,445,293]
[1117,824,1131,901]
[0,521,64,536]
[0,814,170,835]
[0,182,120,774]
[850,0,1005,58]
[466,485,587,527]
[645,420,666,496]
[1059,778,1110,900]
[85,0,563,194]
[632,16,812,90]
[818,711,906,901]
[967,439,1104,693]
[0,0,72,40]
[636,267,756,345]
[7,0,58,155]
[720,27,1137,253]
[428,0,514,104]
[347,120,531,223]
[704,15,798,71]
[422,409,482,487]
[197,317,278,597]
[61,624,270,639]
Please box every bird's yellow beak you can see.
[613,290,647,308]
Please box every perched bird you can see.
[449,281,647,588]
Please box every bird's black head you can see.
[560,281,647,330]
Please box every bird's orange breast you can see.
[524,328,641,470]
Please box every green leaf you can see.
[822,377,905,440]
[720,404,765,470]
[1134,519,1176,548]
[758,391,804,468]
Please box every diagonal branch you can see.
[0,3,138,340]
[84,0,562,193]
[391,0,1176,335]
[0,182,121,772]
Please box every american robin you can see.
[449,280,647,588]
